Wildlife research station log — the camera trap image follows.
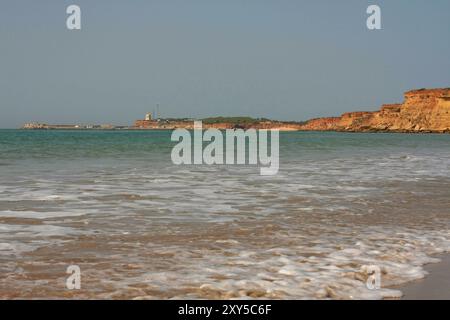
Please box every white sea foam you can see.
[1,133,450,298]
[0,210,89,219]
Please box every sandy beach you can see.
[395,254,450,300]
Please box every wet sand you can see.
[397,254,450,300]
[2,131,450,299]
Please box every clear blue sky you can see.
[1,0,449,128]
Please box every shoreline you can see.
[11,128,450,134]
[390,253,450,300]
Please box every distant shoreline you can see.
[19,87,450,134]
[15,127,450,134]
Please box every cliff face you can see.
[299,117,341,130]
[300,88,450,133]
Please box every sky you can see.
[0,0,449,128]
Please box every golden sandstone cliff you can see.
[301,88,450,133]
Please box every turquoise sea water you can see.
[0,130,449,299]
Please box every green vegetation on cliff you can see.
[201,117,270,124]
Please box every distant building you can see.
[22,122,48,129]
[134,112,159,128]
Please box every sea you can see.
[0,129,449,299]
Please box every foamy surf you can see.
[0,131,449,299]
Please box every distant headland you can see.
[22,87,450,133]
[301,88,450,133]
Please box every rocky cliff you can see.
[300,88,450,133]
